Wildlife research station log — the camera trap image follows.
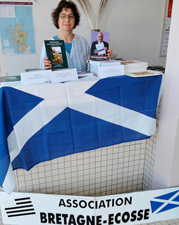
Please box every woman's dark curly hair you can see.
[51,0,80,29]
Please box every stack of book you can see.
[121,60,148,74]
[90,60,122,76]
[147,65,165,73]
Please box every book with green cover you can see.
[25,68,41,72]
[44,40,68,70]
[0,75,21,83]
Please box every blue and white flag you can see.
[0,75,162,193]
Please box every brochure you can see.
[90,31,109,61]
[44,40,68,70]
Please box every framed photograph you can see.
[44,40,68,70]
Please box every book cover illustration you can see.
[44,40,68,70]
[90,31,109,61]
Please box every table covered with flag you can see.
[0,75,162,194]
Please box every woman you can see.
[40,0,112,71]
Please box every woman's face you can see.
[58,8,75,32]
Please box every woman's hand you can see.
[43,57,52,70]
[107,49,113,58]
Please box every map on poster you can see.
[0,2,36,55]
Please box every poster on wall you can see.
[0,2,36,55]
[0,187,179,225]
[160,0,173,57]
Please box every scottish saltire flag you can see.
[0,75,162,193]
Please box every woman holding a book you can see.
[40,0,112,71]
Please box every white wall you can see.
[1,0,166,76]
[152,0,179,189]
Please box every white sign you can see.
[98,65,125,78]
[49,68,78,83]
[21,70,50,85]
[0,187,179,225]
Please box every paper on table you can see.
[21,70,50,85]
[98,65,125,78]
[49,68,78,83]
